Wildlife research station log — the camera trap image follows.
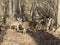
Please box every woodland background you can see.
[0,0,60,45]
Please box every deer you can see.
[17,18,30,34]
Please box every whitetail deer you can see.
[10,18,29,34]
[18,18,30,34]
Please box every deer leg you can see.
[16,26,20,32]
[23,29,26,34]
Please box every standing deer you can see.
[17,18,30,34]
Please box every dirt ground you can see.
[1,29,37,45]
[1,27,60,45]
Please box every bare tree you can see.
[2,0,9,24]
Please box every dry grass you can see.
[1,29,37,45]
[0,26,60,45]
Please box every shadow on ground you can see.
[26,30,60,45]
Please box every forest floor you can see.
[1,27,60,45]
[1,29,37,45]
